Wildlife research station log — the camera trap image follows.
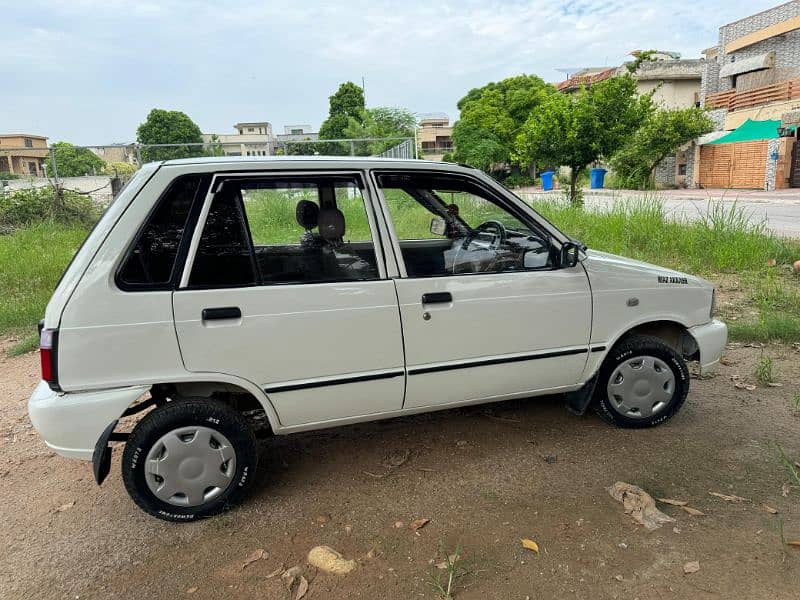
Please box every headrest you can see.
[295,200,319,230]
[318,207,345,241]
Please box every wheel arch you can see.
[137,374,282,434]
[603,318,699,362]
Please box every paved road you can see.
[517,188,800,237]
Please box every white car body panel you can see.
[394,268,592,409]
[27,157,727,462]
[172,281,405,426]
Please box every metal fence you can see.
[0,136,418,203]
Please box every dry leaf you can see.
[609,482,675,530]
[683,561,700,574]
[762,504,779,514]
[521,538,540,554]
[766,382,783,387]
[282,566,303,589]
[435,553,461,569]
[709,491,748,502]
[681,506,706,516]
[658,498,688,506]
[734,382,756,391]
[265,565,284,578]
[55,501,75,512]
[787,541,800,547]
[782,483,790,497]
[294,576,308,600]
[409,517,430,531]
[186,587,198,594]
[241,548,266,570]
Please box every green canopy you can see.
[707,118,792,144]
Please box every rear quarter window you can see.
[117,174,208,289]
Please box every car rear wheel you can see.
[594,335,689,428]
[122,399,258,521]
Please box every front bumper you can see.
[688,319,728,376]
[27,381,149,460]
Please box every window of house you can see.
[291,128,303,135]
[188,175,379,287]
[377,172,553,277]
[248,127,255,133]
[117,175,207,289]
[678,164,687,176]
[24,138,33,148]
[28,162,37,175]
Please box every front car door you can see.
[172,172,405,428]
[372,170,592,409]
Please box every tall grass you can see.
[531,196,798,274]
[0,222,88,352]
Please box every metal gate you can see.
[698,140,768,188]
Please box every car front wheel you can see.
[594,335,690,428]
[122,399,258,522]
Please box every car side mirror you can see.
[430,218,446,236]
[560,241,581,268]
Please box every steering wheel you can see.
[464,220,507,250]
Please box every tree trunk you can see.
[570,168,583,207]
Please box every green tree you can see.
[343,106,417,155]
[515,75,653,205]
[452,75,555,175]
[610,107,713,189]
[205,134,225,157]
[319,82,366,154]
[45,142,105,177]
[136,108,205,162]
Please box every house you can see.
[90,143,137,165]
[0,134,48,176]
[202,121,275,157]
[556,52,703,187]
[274,125,319,154]
[698,1,800,189]
[417,113,453,161]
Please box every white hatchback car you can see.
[29,157,726,521]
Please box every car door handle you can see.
[421,292,452,304]
[201,307,242,321]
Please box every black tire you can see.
[593,335,689,428]
[122,399,258,522]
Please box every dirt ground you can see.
[1,339,798,600]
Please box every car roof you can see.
[156,155,476,173]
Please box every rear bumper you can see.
[27,381,148,460]
[688,319,728,375]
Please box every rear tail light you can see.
[39,327,60,390]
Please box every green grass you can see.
[0,222,89,353]
[755,352,777,385]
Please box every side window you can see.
[117,175,205,289]
[376,172,552,278]
[188,175,379,287]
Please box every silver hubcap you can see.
[606,355,676,419]
[145,426,236,507]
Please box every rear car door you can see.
[373,170,592,409]
[172,172,405,428]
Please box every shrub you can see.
[0,186,99,234]
[503,172,535,188]
[103,162,138,177]
[0,171,22,181]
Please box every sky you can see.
[1,0,781,145]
